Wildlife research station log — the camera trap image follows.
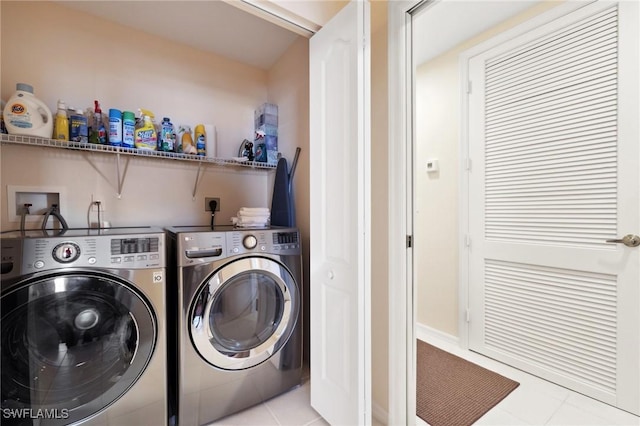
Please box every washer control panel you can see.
[17,233,164,272]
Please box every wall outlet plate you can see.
[205,197,220,212]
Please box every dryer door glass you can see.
[0,271,156,424]
[190,257,299,370]
[209,271,283,352]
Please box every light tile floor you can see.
[209,332,640,426]
[416,330,640,426]
[209,377,327,426]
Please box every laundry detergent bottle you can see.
[3,83,53,138]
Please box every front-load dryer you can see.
[166,226,303,425]
[0,228,167,425]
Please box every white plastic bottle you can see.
[3,83,53,138]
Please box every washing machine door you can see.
[190,256,299,370]
[0,270,156,425]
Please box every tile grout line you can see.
[262,400,282,426]
[542,395,572,426]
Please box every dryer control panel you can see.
[174,228,301,265]
[227,230,301,256]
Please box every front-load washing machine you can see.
[166,226,303,425]
[0,227,167,425]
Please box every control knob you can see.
[52,242,81,263]
[243,235,258,250]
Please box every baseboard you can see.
[372,400,388,425]
[415,323,459,347]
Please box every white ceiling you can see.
[56,1,540,71]
[413,1,540,66]
[55,1,301,71]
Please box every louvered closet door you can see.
[467,1,639,414]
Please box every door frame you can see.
[389,0,636,424]
[388,1,425,424]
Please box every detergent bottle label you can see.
[134,119,157,150]
[6,103,33,128]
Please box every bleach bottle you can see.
[3,83,53,138]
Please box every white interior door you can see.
[309,1,371,425]
[467,1,639,414]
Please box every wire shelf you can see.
[0,133,276,170]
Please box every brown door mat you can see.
[417,340,520,426]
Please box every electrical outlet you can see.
[90,195,105,212]
[205,197,220,212]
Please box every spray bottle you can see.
[194,124,206,156]
[134,108,158,150]
[89,100,106,144]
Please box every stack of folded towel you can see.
[232,207,271,228]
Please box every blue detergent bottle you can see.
[160,117,175,152]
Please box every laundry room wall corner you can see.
[267,36,311,364]
[370,0,390,422]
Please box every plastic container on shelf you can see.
[53,99,69,141]
[89,100,107,144]
[159,117,175,152]
[134,108,157,150]
[69,108,88,143]
[3,83,53,138]
[108,108,123,146]
[122,111,136,148]
[204,124,217,158]
[254,102,278,164]
[177,125,196,154]
[194,124,206,156]
[0,100,6,134]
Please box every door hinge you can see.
[406,235,413,248]
[465,235,471,247]
[465,158,472,171]
[466,308,471,323]
[467,81,472,94]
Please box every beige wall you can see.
[0,1,303,230]
[415,1,564,337]
[371,0,389,416]
[266,36,312,363]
